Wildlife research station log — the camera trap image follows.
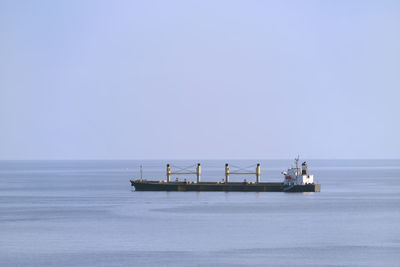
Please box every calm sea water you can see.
[0,160,399,267]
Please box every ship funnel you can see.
[301,162,308,175]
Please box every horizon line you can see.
[0,158,399,161]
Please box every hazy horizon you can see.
[1,0,399,160]
[1,158,400,161]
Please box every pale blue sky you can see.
[0,0,399,160]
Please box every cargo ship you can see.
[130,158,320,193]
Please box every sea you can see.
[0,159,399,267]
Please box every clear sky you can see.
[0,0,399,160]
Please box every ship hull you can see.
[130,180,320,192]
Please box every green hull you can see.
[130,180,321,192]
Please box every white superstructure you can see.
[282,157,314,186]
